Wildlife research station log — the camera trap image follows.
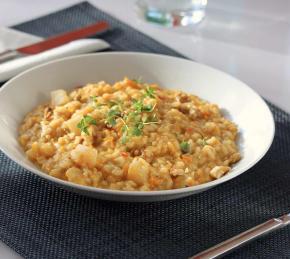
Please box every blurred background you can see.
[1,0,289,113]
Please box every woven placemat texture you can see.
[0,2,288,259]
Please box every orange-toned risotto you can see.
[19,78,240,191]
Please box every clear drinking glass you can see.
[137,0,207,27]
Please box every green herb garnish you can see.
[180,141,190,153]
[142,104,153,112]
[119,113,143,143]
[144,86,156,98]
[118,101,158,143]
[132,99,143,113]
[98,83,159,143]
[120,121,129,144]
[132,99,154,113]
[106,106,122,127]
[132,77,143,84]
[90,95,97,102]
[77,115,97,135]
[131,121,144,136]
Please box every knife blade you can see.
[0,21,109,63]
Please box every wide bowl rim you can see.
[0,52,275,197]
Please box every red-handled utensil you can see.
[0,21,110,63]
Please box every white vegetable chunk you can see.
[127,157,150,185]
[51,89,70,106]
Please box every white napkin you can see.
[0,27,42,53]
[0,28,110,82]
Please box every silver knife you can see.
[190,213,290,259]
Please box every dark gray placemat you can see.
[0,2,289,259]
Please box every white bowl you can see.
[0,52,274,202]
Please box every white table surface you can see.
[0,0,289,258]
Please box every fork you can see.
[189,213,290,259]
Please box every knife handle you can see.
[0,50,23,63]
[18,21,109,55]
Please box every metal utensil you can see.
[190,213,290,259]
[0,21,109,63]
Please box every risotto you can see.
[19,78,241,191]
